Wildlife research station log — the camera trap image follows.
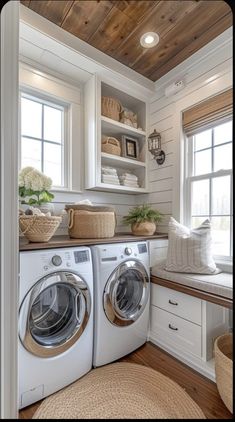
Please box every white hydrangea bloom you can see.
[42,175,52,191]
[19,167,52,191]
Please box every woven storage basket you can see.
[19,215,62,242]
[214,333,233,413]
[101,136,121,156]
[65,204,116,239]
[120,109,137,128]
[101,96,122,121]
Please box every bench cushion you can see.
[151,261,233,299]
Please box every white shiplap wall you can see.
[137,28,233,233]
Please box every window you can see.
[20,93,65,187]
[185,119,233,261]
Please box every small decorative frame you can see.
[121,135,139,160]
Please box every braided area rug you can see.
[33,362,205,419]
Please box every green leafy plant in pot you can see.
[123,204,162,236]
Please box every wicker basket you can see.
[120,108,137,128]
[101,136,121,156]
[214,333,233,413]
[101,96,122,121]
[65,204,116,239]
[19,215,62,242]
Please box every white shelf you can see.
[101,152,146,169]
[95,183,149,194]
[84,76,149,193]
[101,115,146,138]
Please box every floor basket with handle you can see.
[214,333,233,413]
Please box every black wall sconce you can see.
[147,129,165,165]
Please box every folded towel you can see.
[102,179,120,185]
[121,173,138,180]
[102,175,119,181]
[120,181,139,188]
[101,166,118,175]
[120,177,138,182]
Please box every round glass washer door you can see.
[19,271,91,357]
[103,260,149,327]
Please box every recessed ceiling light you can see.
[140,32,159,48]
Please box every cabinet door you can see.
[151,306,202,357]
[151,284,202,325]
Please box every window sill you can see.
[51,187,83,194]
[215,259,233,274]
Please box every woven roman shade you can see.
[183,89,233,135]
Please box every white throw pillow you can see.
[165,217,220,274]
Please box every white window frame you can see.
[19,62,82,194]
[20,91,68,188]
[184,119,233,268]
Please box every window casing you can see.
[184,119,233,263]
[20,92,67,188]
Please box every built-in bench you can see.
[151,262,233,309]
[149,261,232,381]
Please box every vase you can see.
[37,202,54,215]
[131,221,156,236]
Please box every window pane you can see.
[194,129,212,151]
[214,143,232,172]
[44,143,62,186]
[44,105,62,143]
[212,176,230,215]
[21,137,41,171]
[194,149,211,176]
[214,121,232,146]
[192,179,209,215]
[191,216,209,228]
[21,97,42,138]
[211,216,230,256]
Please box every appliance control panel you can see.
[40,248,90,272]
[99,242,148,263]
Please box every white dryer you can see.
[91,242,150,367]
[18,247,93,409]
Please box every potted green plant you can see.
[123,204,162,236]
[19,166,54,214]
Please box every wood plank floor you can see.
[19,342,232,420]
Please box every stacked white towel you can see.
[119,172,139,188]
[101,166,120,185]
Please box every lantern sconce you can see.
[147,129,165,165]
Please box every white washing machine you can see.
[18,247,93,409]
[91,242,150,367]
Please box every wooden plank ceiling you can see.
[20,0,232,82]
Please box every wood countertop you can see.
[19,233,168,251]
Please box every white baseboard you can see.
[148,333,215,382]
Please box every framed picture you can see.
[121,135,139,160]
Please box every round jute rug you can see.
[33,362,205,419]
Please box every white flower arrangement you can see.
[19,167,54,206]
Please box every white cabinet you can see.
[84,75,149,194]
[149,283,230,381]
[151,284,202,325]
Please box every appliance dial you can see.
[51,255,62,266]
[124,247,132,256]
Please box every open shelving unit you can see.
[84,75,149,194]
